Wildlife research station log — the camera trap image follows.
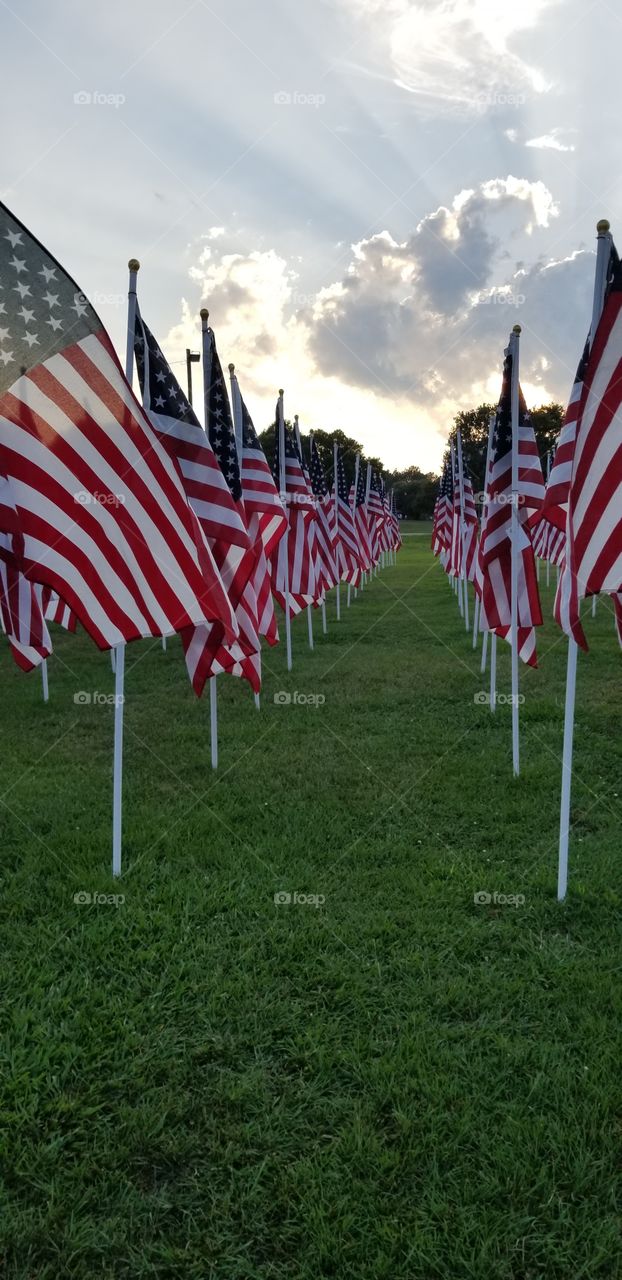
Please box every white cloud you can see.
[336,0,555,114]
[525,129,576,152]
[161,176,590,473]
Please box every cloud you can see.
[162,179,591,472]
[335,0,555,115]
[525,129,576,152]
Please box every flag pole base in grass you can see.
[110,648,116,674]
[210,678,218,770]
[490,633,497,712]
[336,584,341,620]
[41,659,49,703]
[321,602,327,634]
[307,605,314,649]
[480,629,488,674]
[472,595,480,649]
[347,584,351,608]
[162,635,167,651]
[558,638,578,901]
[254,692,260,710]
[112,643,125,878]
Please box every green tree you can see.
[443,401,565,494]
[385,466,438,519]
[258,423,384,488]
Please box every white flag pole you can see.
[456,429,469,631]
[591,594,597,617]
[490,632,497,711]
[110,648,116,674]
[293,414,314,650]
[277,390,293,667]
[558,218,611,901]
[200,307,220,761]
[364,462,372,584]
[334,443,341,620]
[230,360,264,701]
[450,442,463,616]
[111,258,138,878]
[41,659,49,703]
[478,416,495,672]
[509,324,521,777]
[309,430,328,637]
[472,595,480,649]
[481,629,488,674]
[209,678,218,769]
[162,636,167,651]
[353,452,361,599]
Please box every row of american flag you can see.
[0,201,401,695]
[430,219,622,899]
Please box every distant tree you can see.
[258,423,384,488]
[443,400,565,495]
[385,466,438,520]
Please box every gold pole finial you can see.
[512,324,522,334]
[199,308,209,322]
[278,388,284,396]
[128,258,140,272]
[597,219,611,234]
[228,362,235,373]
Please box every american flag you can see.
[387,490,402,552]
[450,459,478,580]
[333,445,362,583]
[0,202,235,649]
[232,369,286,648]
[534,341,591,538]
[308,435,339,594]
[203,326,261,692]
[237,383,287,560]
[133,306,246,693]
[271,401,316,613]
[532,517,565,567]
[0,532,51,671]
[292,421,325,606]
[366,469,387,565]
[479,344,543,666]
[559,244,622,647]
[432,460,453,560]
[41,587,78,632]
[350,459,372,573]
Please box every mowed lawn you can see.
[1,521,621,1279]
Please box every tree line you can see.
[259,401,565,520]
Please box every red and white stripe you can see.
[0,332,237,651]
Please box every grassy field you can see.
[1,520,620,1279]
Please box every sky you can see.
[2,0,622,472]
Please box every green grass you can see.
[1,521,620,1279]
